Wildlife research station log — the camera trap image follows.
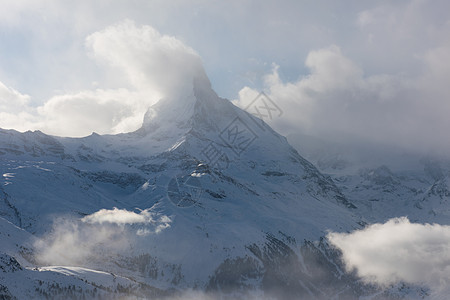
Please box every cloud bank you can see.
[231,0,450,155]
[234,41,450,155]
[328,217,450,298]
[0,1,450,154]
[0,20,204,137]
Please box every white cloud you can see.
[35,207,171,266]
[328,217,450,298]
[0,81,30,112]
[86,19,204,99]
[37,89,148,137]
[0,20,205,137]
[0,85,151,137]
[303,45,363,92]
[0,82,38,132]
[81,207,171,227]
[0,1,449,152]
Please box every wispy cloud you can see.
[35,207,171,266]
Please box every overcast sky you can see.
[0,0,449,154]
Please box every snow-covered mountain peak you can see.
[0,69,383,299]
[140,69,232,137]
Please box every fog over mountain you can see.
[1,1,450,299]
[0,1,449,155]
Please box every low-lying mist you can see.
[34,206,171,266]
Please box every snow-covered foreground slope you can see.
[0,74,437,299]
[0,216,159,299]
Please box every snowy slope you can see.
[0,74,433,299]
[288,132,450,225]
[0,215,163,299]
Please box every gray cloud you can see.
[234,40,450,155]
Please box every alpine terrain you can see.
[0,70,446,299]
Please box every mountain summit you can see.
[0,73,369,299]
